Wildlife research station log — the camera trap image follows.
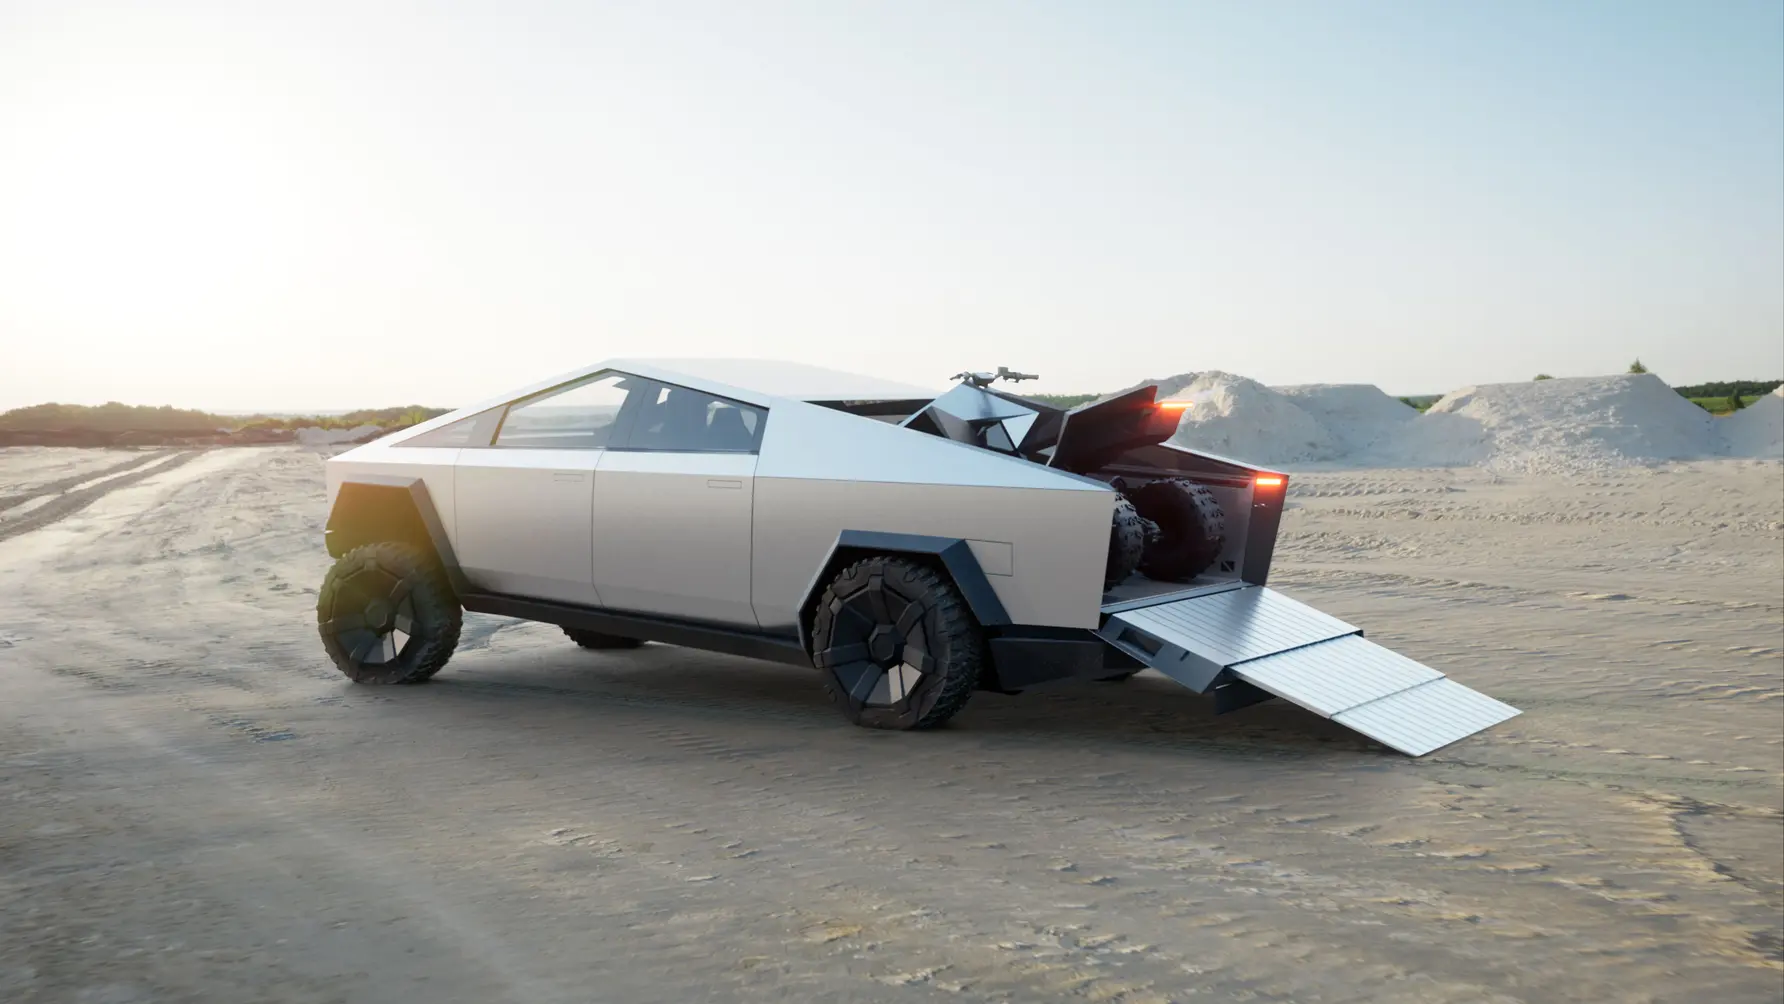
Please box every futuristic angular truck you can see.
[317,359,1519,755]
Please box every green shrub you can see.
[1688,396,1761,415]
[1672,379,1781,399]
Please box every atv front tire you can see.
[810,556,984,730]
[564,627,644,650]
[1132,478,1227,582]
[317,542,461,684]
[1105,496,1152,589]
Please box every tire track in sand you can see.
[0,451,201,543]
[0,449,178,512]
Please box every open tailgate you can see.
[1098,584,1519,756]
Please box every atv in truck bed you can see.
[316,358,1518,755]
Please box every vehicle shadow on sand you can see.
[418,642,1388,762]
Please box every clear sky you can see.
[2,0,1780,412]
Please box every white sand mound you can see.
[1117,369,1753,473]
[1421,373,1721,474]
[1272,384,1419,457]
[294,424,384,446]
[1139,371,1342,465]
[1721,386,1783,458]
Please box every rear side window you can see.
[495,372,639,450]
[624,382,765,453]
[404,408,500,447]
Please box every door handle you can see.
[552,471,587,482]
[706,479,743,490]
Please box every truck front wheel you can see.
[317,542,462,684]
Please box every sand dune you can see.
[1724,386,1784,457]
[1134,371,1783,473]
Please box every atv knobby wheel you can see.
[564,627,643,650]
[1105,495,1154,589]
[1132,478,1227,582]
[317,542,462,684]
[810,557,984,730]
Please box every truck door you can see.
[453,370,644,605]
[591,379,763,626]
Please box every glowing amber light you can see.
[1254,476,1284,487]
[1157,400,1192,410]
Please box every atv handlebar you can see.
[951,367,1040,388]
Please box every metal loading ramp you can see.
[1098,585,1520,756]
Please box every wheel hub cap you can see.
[326,563,417,667]
[867,625,901,665]
[821,573,938,710]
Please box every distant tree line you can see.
[232,406,447,433]
[9,375,1776,437]
[1025,392,1102,409]
[1669,380,1781,400]
[0,402,448,434]
[0,402,225,433]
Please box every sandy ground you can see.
[0,447,1778,1004]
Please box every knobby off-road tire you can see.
[563,627,644,650]
[1132,478,1227,582]
[1105,495,1153,589]
[810,556,985,730]
[317,542,462,684]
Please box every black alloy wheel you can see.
[317,542,461,684]
[810,556,984,730]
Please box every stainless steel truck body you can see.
[317,358,1518,754]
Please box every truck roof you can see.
[606,358,941,403]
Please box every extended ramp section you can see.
[1098,585,1519,756]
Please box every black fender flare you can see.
[796,530,1011,653]
[324,476,468,597]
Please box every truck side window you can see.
[495,372,637,450]
[625,383,765,453]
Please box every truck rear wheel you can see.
[317,542,461,684]
[810,556,983,730]
[1133,478,1227,582]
